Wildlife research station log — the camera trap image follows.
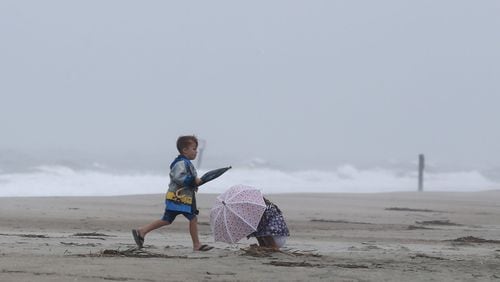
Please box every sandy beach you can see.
[1,191,500,281]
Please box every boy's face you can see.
[182,143,198,160]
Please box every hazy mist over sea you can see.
[1,1,500,196]
[1,147,499,197]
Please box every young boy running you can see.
[132,135,213,251]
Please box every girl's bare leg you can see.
[257,237,266,247]
[261,236,279,250]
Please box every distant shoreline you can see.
[1,189,500,199]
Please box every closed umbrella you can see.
[200,166,232,185]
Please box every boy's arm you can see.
[171,161,199,188]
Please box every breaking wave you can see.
[0,164,498,197]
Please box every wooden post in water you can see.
[418,154,425,192]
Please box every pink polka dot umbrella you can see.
[210,184,266,244]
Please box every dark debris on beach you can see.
[240,245,322,258]
[72,232,114,237]
[446,236,500,244]
[0,233,49,238]
[310,219,372,225]
[73,248,210,259]
[385,207,441,213]
[407,225,434,230]
[415,220,463,226]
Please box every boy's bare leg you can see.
[189,217,201,250]
[138,219,170,238]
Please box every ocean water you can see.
[0,163,498,197]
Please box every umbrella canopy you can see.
[200,166,232,185]
[210,185,266,243]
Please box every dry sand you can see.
[1,191,500,281]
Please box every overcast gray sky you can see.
[1,1,499,170]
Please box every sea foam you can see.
[0,164,498,197]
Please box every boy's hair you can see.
[176,135,198,153]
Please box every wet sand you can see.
[1,191,500,281]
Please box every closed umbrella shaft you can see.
[200,166,232,185]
